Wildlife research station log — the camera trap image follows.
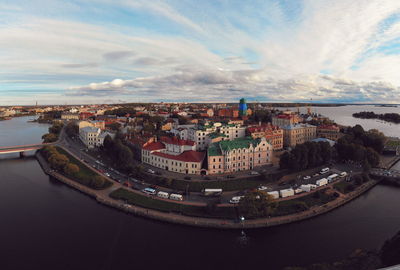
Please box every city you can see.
[1,1,400,270]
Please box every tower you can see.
[239,98,247,117]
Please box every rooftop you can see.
[153,150,205,163]
[142,141,165,151]
[160,136,195,146]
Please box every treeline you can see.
[65,122,79,138]
[103,133,135,172]
[42,122,63,143]
[104,107,136,117]
[38,110,62,123]
[280,141,334,171]
[41,146,110,189]
[336,125,383,168]
[353,111,400,124]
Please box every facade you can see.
[207,137,272,174]
[282,124,317,148]
[78,120,105,130]
[272,114,300,127]
[247,124,284,151]
[239,98,247,117]
[141,137,205,175]
[61,113,79,120]
[79,126,110,148]
[316,125,342,141]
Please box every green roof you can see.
[208,132,228,139]
[219,137,261,151]
[207,143,222,156]
[207,137,261,156]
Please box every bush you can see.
[63,163,80,176]
[91,175,106,189]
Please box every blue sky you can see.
[0,0,400,105]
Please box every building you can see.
[247,124,284,150]
[142,137,205,175]
[61,113,79,120]
[217,108,239,118]
[282,124,317,148]
[78,120,105,130]
[272,114,300,127]
[79,112,95,120]
[316,125,342,141]
[207,137,272,174]
[239,98,247,117]
[79,126,113,148]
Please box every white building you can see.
[79,126,113,148]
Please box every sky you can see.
[1,0,400,105]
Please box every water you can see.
[1,114,400,270]
[277,105,400,137]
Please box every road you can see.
[56,128,360,205]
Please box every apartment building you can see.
[247,124,284,150]
[282,124,317,148]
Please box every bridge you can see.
[0,143,53,157]
[371,168,400,179]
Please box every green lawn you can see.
[333,181,355,194]
[110,188,237,219]
[55,147,112,189]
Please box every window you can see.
[213,158,215,162]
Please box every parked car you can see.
[303,176,311,180]
[229,196,244,204]
[257,185,268,191]
[147,169,155,174]
[142,187,156,195]
[313,173,319,177]
[250,171,260,175]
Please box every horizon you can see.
[1,1,400,105]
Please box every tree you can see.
[103,135,114,152]
[42,133,58,143]
[238,191,277,219]
[63,163,80,175]
[48,153,69,170]
[65,122,78,138]
[48,122,63,135]
[91,175,106,189]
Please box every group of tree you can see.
[65,122,79,138]
[42,122,64,143]
[280,141,334,171]
[104,107,136,117]
[248,110,272,123]
[353,111,400,124]
[103,133,134,172]
[41,146,108,189]
[37,110,62,122]
[238,190,278,219]
[336,125,384,169]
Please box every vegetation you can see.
[110,188,236,219]
[41,146,112,189]
[248,110,272,123]
[333,174,370,194]
[42,122,63,143]
[353,111,400,124]
[102,133,134,173]
[336,125,383,167]
[37,110,62,123]
[280,141,334,171]
[104,107,136,117]
[65,122,79,138]
[238,191,277,219]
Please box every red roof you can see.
[276,114,294,119]
[247,124,280,133]
[153,151,205,163]
[160,136,195,146]
[317,125,339,131]
[142,141,165,151]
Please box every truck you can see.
[202,188,223,197]
[169,193,184,201]
[279,188,295,198]
[327,174,339,183]
[267,191,280,199]
[316,178,328,186]
[300,184,312,192]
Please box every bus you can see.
[202,188,223,197]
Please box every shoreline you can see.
[35,150,381,229]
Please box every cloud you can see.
[102,50,135,61]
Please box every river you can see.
[0,112,399,270]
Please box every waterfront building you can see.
[207,137,272,174]
[61,113,79,120]
[142,136,205,175]
[247,124,284,151]
[272,113,300,127]
[79,126,113,148]
[282,123,317,148]
[316,125,343,141]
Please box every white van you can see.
[320,167,330,174]
[169,193,183,201]
[142,187,156,195]
[157,191,169,199]
[229,196,243,204]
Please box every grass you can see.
[333,181,355,194]
[55,147,112,189]
[110,188,237,219]
[273,188,337,216]
[136,170,285,192]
